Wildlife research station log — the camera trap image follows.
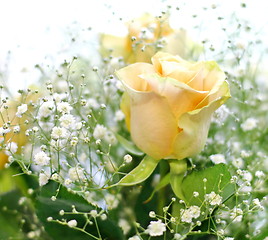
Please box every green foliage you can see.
[36,180,124,240]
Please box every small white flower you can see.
[180,209,193,223]
[212,105,229,124]
[193,191,199,197]
[34,151,50,166]
[105,193,119,210]
[39,101,55,118]
[68,167,85,181]
[242,171,252,182]
[104,131,117,145]
[16,104,28,117]
[90,210,98,218]
[124,154,133,163]
[252,198,261,207]
[70,137,79,146]
[174,233,182,240]
[115,110,125,121]
[67,219,77,228]
[93,124,107,139]
[241,118,258,131]
[13,125,20,133]
[87,98,99,109]
[51,126,68,139]
[224,237,234,240]
[0,127,11,136]
[5,142,18,156]
[205,192,222,205]
[232,157,244,169]
[255,170,265,178]
[119,219,131,235]
[128,236,141,240]
[149,211,156,218]
[188,205,201,219]
[64,178,72,185]
[230,207,243,222]
[146,220,166,236]
[57,102,72,114]
[39,172,49,186]
[210,154,226,164]
[59,114,75,128]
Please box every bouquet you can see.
[0,2,267,240]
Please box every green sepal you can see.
[110,155,160,187]
[115,133,144,156]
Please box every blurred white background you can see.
[0,0,267,92]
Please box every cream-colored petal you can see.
[100,34,129,59]
[120,92,131,130]
[129,91,179,159]
[115,63,155,92]
[195,80,230,109]
[139,73,208,119]
[169,82,230,160]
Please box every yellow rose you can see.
[0,89,39,169]
[100,13,200,63]
[116,52,230,160]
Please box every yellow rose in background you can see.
[0,90,39,169]
[116,52,230,160]
[100,13,201,64]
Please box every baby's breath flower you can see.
[67,219,77,228]
[209,154,226,164]
[13,125,20,133]
[241,118,258,131]
[57,102,72,114]
[87,98,99,109]
[5,142,18,155]
[149,211,156,218]
[39,172,49,186]
[16,104,28,117]
[119,219,131,235]
[146,220,166,236]
[115,110,125,121]
[93,124,107,139]
[205,192,222,205]
[68,167,85,181]
[34,151,50,166]
[59,114,75,128]
[188,205,201,219]
[124,154,133,163]
[105,193,119,210]
[128,236,141,240]
[180,209,193,223]
[51,126,68,139]
[39,101,55,118]
[90,210,98,218]
[230,207,243,222]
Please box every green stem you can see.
[169,159,187,200]
[157,160,169,215]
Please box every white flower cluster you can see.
[146,220,166,236]
[205,192,222,205]
[180,205,201,223]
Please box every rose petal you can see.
[128,91,179,159]
[169,81,230,160]
[116,63,155,92]
[139,73,208,119]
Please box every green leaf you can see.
[115,133,144,156]
[181,163,235,207]
[0,190,27,240]
[111,155,160,187]
[36,180,124,240]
